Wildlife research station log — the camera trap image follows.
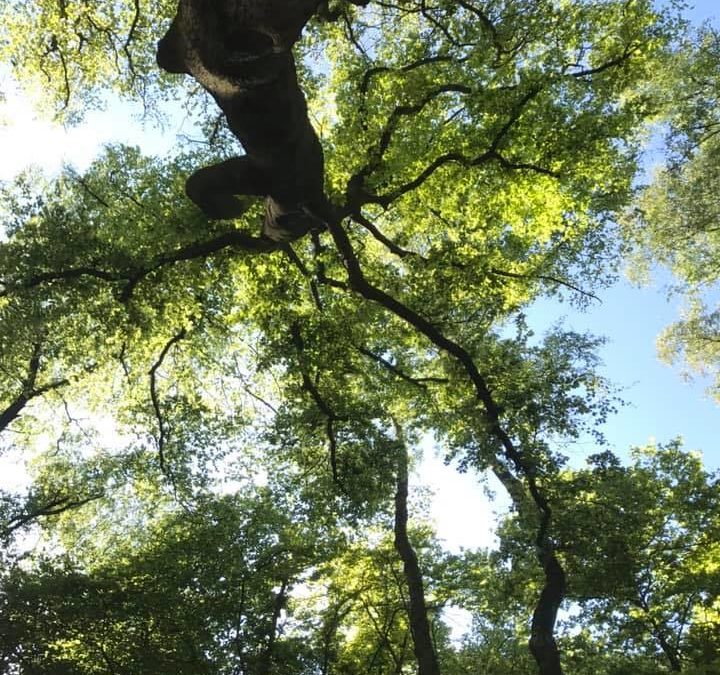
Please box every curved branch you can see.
[0,227,282,301]
[359,55,458,95]
[123,0,141,81]
[355,83,473,184]
[351,146,558,209]
[2,492,103,538]
[352,212,420,259]
[149,328,187,474]
[0,343,69,434]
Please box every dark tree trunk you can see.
[528,549,566,675]
[257,579,289,675]
[492,462,566,675]
[393,434,442,675]
[656,632,683,672]
[157,0,326,241]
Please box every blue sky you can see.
[528,279,720,466]
[527,0,720,471]
[684,0,718,24]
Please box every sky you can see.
[0,1,719,555]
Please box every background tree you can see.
[624,24,720,398]
[492,442,720,673]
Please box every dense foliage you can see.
[0,1,717,673]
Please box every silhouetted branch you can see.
[0,342,68,433]
[149,328,187,474]
[355,346,447,388]
[352,212,420,258]
[290,322,345,486]
[2,492,103,538]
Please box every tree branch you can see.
[148,328,187,474]
[2,492,103,538]
[352,212,420,259]
[0,343,68,434]
[355,346,447,388]
[489,267,600,303]
[290,322,345,486]
[359,55,458,95]
[0,227,282,301]
[356,83,473,184]
[324,216,566,674]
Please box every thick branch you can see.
[491,460,565,675]
[567,43,639,79]
[0,343,68,434]
[351,213,412,258]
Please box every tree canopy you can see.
[624,23,720,398]
[0,1,718,674]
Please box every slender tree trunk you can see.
[637,594,683,671]
[655,632,682,672]
[644,610,683,672]
[257,579,288,675]
[528,549,566,675]
[393,430,442,675]
[492,462,565,675]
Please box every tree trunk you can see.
[656,632,683,672]
[257,579,288,675]
[492,462,565,675]
[528,549,566,675]
[393,433,442,675]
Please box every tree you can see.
[492,442,720,673]
[556,444,720,673]
[624,24,720,398]
[0,489,338,673]
[0,1,693,673]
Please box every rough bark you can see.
[157,0,326,241]
[393,430,442,675]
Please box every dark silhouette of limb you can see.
[529,550,566,675]
[156,15,188,74]
[185,156,269,220]
[157,1,328,241]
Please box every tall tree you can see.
[0,1,690,673]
